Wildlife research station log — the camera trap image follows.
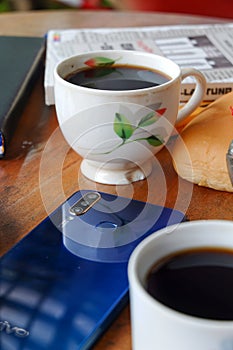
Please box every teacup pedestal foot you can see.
[81,159,153,185]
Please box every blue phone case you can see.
[0,190,185,350]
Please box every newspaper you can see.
[44,23,233,105]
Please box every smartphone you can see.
[0,190,185,350]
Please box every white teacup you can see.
[54,50,206,184]
[128,220,233,350]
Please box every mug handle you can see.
[177,68,206,123]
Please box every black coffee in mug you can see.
[146,247,233,320]
[65,64,171,91]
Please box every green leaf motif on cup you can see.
[146,135,163,146]
[84,56,122,81]
[114,113,134,140]
[84,56,120,67]
[137,111,158,127]
[93,106,167,155]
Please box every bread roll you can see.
[172,93,233,192]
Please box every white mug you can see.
[54,50,206,184]
[128,220,233,350]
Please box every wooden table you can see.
[0,9,232,350]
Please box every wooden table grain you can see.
[0,9,232,350]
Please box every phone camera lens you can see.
[72,206,83,214]
[80,200,89,207]
[69,192,100,216]
[86,193,99,200]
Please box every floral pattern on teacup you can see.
[84,56,120,68]
[61,102,169,162]
[99,106,167,155]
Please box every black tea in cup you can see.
[65,64,171,91]
[146,247,233,320]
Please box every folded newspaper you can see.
[45,23,233,106]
